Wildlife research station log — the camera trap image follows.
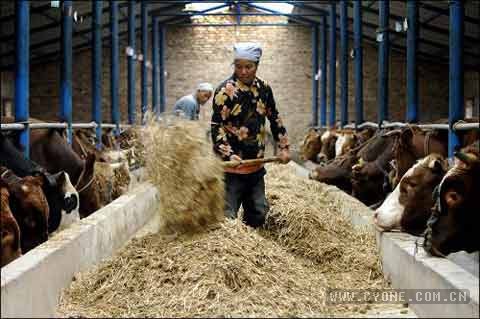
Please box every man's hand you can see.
[229,154,242,162]
[278,148,291,164]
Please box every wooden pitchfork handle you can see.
[222,156,281,168]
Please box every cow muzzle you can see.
[64,194,79,214]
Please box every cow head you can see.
[309,152,357,193]
[41,171,80,233]
[1,182,22,267]
[317,130,337,163]
[2,173,49,252]
[424,148,480,257]
[78,153,103,218]
[374,154,448,235]
[392,126,448,188]
[335,131,357,158]
[300,128,322,162]
[351,133,399,206]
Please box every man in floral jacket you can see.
[211,42,290,228]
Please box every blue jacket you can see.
[173,94,199,120]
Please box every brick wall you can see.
[14,8,476,147]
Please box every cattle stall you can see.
[1,1,479,318]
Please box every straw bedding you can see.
[57,119,385,317]
[262,164,384,291]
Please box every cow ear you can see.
[54,171,67,185]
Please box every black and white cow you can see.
[0,133,80,233]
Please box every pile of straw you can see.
[57,220,333,318]
[141,116,224,235]
[57,158,386,317]
[262,164,383,290]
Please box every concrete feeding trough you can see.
[1,182,160,318]
[291,161,479,318]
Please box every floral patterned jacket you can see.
[211,75,289,173]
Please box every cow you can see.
[70,129,109,163]
[374,154,448,235]
[1,167,49,253]
[424,142,479,257]
[350,130,401,206]
[351,126,448,206]
[390,126,447,187]
[309,151,359,193]
[310,130,391,194]
[317,129,337,163]
[0,132,80,233]
[1,180,22,267]
[300,128,323,162]
[27,128,103,218]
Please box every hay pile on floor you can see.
[141,116,224,235]
[262,164,384,290]
[57,220,333,318]
[57,163,386,317]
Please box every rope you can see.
[74,163,95,194]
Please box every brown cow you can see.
[391,126,447,187]
[424,142,479,256]
[374,154,448,235]
[1,181,22,267]
[350,130,401,205]
[1,167,49,253]
[27,128,101,218]
[317,129,337,163]
[300,128,323,162]
[309,151,359,193]
[70,129,109,163]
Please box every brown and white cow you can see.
[300,128,323,162]
[1,181,22,267]
[317,129,337,163]
[335,130,357,158]
[424,142,479,256]
[1,167,49,253]
[374,154,448,235]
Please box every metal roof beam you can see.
[0,3,185,58]
[155,3,230,25]
[245,3,315,26]
[0,2,182,43]
[420,2,479,25]
[349,1,477,44]
[290,2,478,58]
[0,3,52,24]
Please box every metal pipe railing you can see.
[357,122,379,129]
[453,122,479,131]
[1,123,25,131]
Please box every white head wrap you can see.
[233,42,262,62]
[196,82,214,92]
